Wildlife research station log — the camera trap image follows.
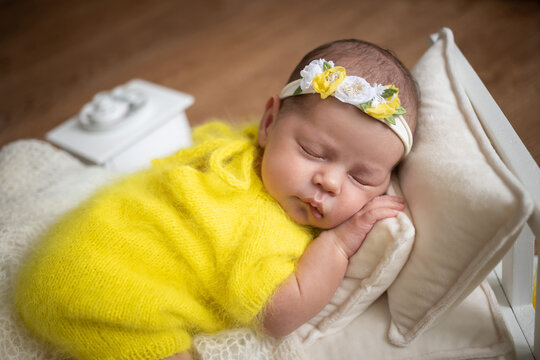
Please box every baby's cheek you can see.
[341,190,370,217]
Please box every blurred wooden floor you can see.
[1,0,539,163]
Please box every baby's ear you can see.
[258,95,281,148]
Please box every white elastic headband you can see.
[279,59,413,156]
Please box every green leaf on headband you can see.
[381,88,398,98]
[323,61,332,71]
[293,86,302,96]
[384,116,396,125]
[359,100,372,111]
[394,106,407,115]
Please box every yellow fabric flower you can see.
[365,86,401,119]
[312,66,346,99]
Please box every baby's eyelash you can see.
[349,174,369,186]
[300,144,324,159]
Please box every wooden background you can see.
[1,0,539,164]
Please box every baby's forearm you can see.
[261,231,348,337]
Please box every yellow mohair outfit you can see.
[16,122,314,360]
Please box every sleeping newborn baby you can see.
[16,38,418,360]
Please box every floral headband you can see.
[279,59,413,156]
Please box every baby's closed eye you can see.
[299,143,325,160]
[348,173,370,186]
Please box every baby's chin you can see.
[288,212,342,230]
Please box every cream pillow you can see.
[387,28,534,346]
[295,175,415,345]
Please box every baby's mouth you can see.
[301,197,324,220]
[309,203,323,219]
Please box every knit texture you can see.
[15,122,313,360]
[193,328,305,360]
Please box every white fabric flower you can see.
[334,76,375,105]
[371,84,392,107]
[300,59,334,91]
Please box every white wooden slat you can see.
[533,249,540,359]
[489,269,534,359]
[502,225,534,307]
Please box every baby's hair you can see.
[282,39,419,133]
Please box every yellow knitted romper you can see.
[16,122,313,360]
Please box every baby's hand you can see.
[328,195,405,259]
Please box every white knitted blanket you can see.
[0,140,304,360]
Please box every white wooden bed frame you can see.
[438,33,540,360]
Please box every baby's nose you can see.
[313,166,343,195]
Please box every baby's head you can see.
[258,39,418,229]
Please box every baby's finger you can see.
[363,195,405,211]
[359,206,401,225]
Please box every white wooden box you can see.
[46,79,194,172]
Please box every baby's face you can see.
[259,95,404,229]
